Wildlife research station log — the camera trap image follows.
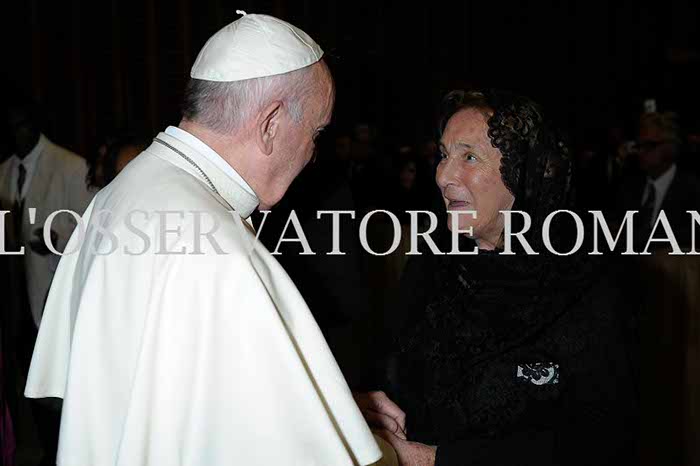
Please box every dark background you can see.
[2,0,699,157]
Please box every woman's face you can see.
[436,108,515,247]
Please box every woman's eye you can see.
[465,153,477,162]
[439,152,448,160]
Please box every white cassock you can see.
[24,129,394,466]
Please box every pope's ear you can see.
[256,101,283,156]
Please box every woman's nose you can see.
[436,159,455,190]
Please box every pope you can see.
[24,11,396,466]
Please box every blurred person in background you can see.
[0,93,94,466]
[615,112,700,249]
[681,118,700,176]
[349,122,389,213]
[87,132,150,190]
[419,139,439,171]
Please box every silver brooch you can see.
[516,363,559,385]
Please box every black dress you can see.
[389,247,640,466]
[381,88,640,465]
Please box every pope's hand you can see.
[353,391,407,440]
[374,429,436,466]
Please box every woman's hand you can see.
[375,429,436,466]
[353,391,407,439]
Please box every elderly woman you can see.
[358,90,639,466]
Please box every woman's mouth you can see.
[447,200,470,209]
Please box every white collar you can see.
[165,126,256,197]
[152,131,259,219]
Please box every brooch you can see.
[516,363,559,385]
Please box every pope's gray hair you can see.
[181,65,315,134]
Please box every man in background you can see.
[0,94,94,466]
[615,111,700,249]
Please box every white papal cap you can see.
[190,10,324,82]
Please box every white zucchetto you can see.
[190,10,324,82]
